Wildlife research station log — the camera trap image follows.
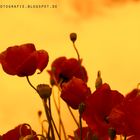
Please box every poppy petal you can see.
[36,50,49,73]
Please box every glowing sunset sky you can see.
[0,0,140,139]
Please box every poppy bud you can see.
[78,102,86,115]
[37,84,52,99]
[95,71,102,89]
[70,33,77,43]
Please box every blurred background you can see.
[0,0,140,138]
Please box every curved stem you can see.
[72,42,86,82]
[26,76,38,92]
[73,42,80,61]
[41,120,48,136]
[67,105,79,127]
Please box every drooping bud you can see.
[95,71,102,89]
[70,33,77,43]
[108,128,116,140]
[37,84,52,100]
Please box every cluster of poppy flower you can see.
[0,33,140,140]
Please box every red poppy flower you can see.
[47,56,88,85]
[109,89,140,137]
[0,43,49,77]
[82,83,124,138]
[1,124,38,140]
[61,77,91,109]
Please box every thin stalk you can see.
[67,105,79,127]
[72,42,86,82]
[41,120,48,137]
[73,42,80,61]
[50,114,62,140]
[52,90,67,140]
[26,76,38,92]
[43,99,55,140]
[58,92,61,138]
[47,99,51,139]
[79,113,82,140]
[47,98,61,140]
[124,136,126,140]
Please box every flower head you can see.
[82,83,124,138]
[48,56,88,85]
[109,88,140,137]
[0,43,49,77]
[61,77,91,109]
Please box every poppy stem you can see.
[124,136,127,140]
[42,99,55,140]
[45,98,62,140]
[48,97,62,140]
[72,42,80,61]
[58,90,61,138]
[78,103,85,140]
[67,105,79,127]
[52,89,67,140]
[26,76,38,92]
[41,120,48,136]
[72,42,86,82]
[79,113,82,140]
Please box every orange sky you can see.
[0,0,140,139]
